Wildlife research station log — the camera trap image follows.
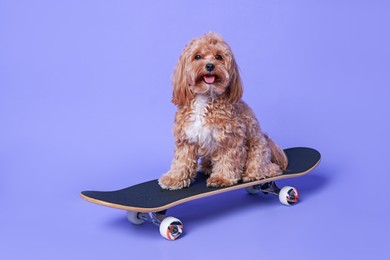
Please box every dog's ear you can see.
[227,56,243,104]
[172,49,194,107]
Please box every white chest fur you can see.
[185,96,215,149]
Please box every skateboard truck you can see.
[246,181,299,206]
[127,211,183,241]
[258,181,281,195]
[135,211,166,226]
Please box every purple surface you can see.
[0,0,389,259]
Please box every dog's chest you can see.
[185,96,215,149]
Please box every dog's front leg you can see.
[207,139,246,187]
[158,141,198,190]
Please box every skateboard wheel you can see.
[159,217,183,241]
[279,186,299,206]
[127,211,145,225]
[245,186,260,195]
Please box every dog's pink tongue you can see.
[204,75,215,84]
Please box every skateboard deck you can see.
[81,147,320,240]
[81,147,320,212]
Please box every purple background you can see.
[1,0,389,259]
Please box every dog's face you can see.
[172,33,243,106]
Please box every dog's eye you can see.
[195,55,202,60]
[215,55,223,61]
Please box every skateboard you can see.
[81,147,320,240]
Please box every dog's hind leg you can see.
[242,134,282,182]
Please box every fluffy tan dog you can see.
[159,32,287,190]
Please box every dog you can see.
[158,32,287,190]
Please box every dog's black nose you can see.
[205,63,215,72]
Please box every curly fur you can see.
[159,32,287,190]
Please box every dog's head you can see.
[172,32,243,107]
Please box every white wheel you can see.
[159,217,183,241]
[279,186,299,206]
[127,211,145,224]
[245,186,260,195]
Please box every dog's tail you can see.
[265,134,288,170]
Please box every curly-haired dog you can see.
[159,32,287,190]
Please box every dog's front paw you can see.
[207,176,238,188]
[158,173,192,190]
[242,175,263,183]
